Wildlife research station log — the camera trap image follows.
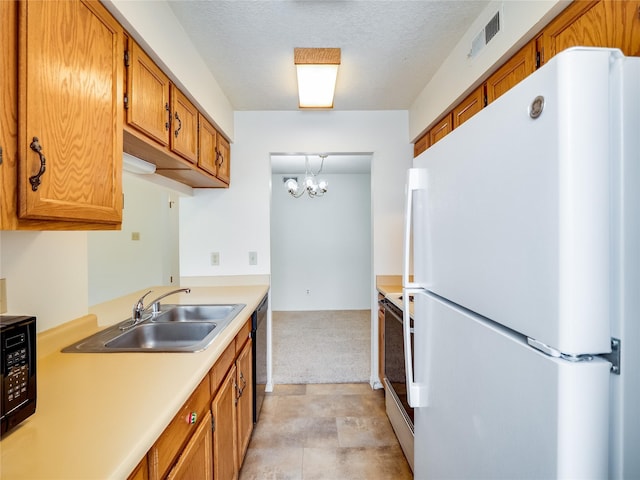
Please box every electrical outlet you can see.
[210,252,220,266]
[0,278,6,314]
[249,251,258,265]
[131,232,140,241]
[306,289,310,295]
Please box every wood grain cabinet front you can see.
[211,364,239,480]
[198,114,231,185]
[126,40,171,146]
[124,38,230,188]
[1,0,124,229]
[486,39,537,105]
[235,339,253,465]
[148,375,212,480]
[166,411,213,480]
[541,0,640,65]
[170,87,198,164]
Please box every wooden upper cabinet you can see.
[170,87,198,163]
[216,134,231,185]
[429,113,453,146]
[17,0,123,225]
[198,114,219,176]
[126,40,170,146]
[486,39,536,105]
[542,0,640,65]
[453,85,485,129]
[413,133,429,158]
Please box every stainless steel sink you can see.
[62,303,245,353]
[152,304,245,323]
[105,322,217,350]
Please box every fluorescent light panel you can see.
[294,48,340,109]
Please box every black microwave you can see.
[0,315,37,436]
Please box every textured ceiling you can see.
[167,0,490,111]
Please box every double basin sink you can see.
[62,304,245,353]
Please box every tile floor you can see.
[239,384,413,480]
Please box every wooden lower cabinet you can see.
[212,364,239,480]
[167,411,213,480]
[235,339,254,464]
[130,319,254,480]
[148,375,212,479]
[127,459,149,480]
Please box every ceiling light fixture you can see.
[284,155,329,198]
[294,48,341,109]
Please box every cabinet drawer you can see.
[211,341,235,394]
[235,318,252,353]
[149,375,211,479]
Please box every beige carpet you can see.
[272,310,371,384]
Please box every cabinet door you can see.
[453,85,485,129]
[166,411,213,480]
[198,114,218,176]
[18,0,123,224]
[148,375,211,480]
[127,40,170,146]
[486,39,536,104]
[235,339,253,465]
[542,0,640,64]
[429,113,453,146]
[170,87,198,163]
[127,458,149,480]
[413,133,429,158]
[211,365,238,480]
[215,134,231,185]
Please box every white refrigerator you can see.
[403,47,640,479]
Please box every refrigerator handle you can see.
[403,287,428,408]
[403,168,426,289]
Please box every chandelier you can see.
[284,155,328,198]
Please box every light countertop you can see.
[0,284,269,480]
[376,276,413,317]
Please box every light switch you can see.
[211,252,220,266]
[249,251,257,265]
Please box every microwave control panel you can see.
[0,315,37,435]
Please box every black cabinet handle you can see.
[165,103,170,131]
[174,112,182,138]
[29,137,46,191]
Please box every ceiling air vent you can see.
[468,10,501,58]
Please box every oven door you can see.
[383,300,414,428]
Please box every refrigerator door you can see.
[410,48,630,356]
[413,291,611,479]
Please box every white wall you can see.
[0,231,88,333]
[271,173,371,311]
[179,111,412,284]
[87,173,180,306]
[409,0,568,139]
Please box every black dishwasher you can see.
[252,294,268,423]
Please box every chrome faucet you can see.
[129,288,191,326]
